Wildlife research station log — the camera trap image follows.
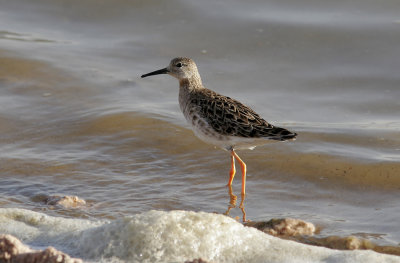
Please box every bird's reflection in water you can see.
[224,185,248,222]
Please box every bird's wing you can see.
[190,89,296,140]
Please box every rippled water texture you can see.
[0,0,400,261]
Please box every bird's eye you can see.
[176,62,183,68]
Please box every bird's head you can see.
[141,57,200,81]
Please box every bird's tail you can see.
[265,126,297,141]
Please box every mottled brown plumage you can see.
[187,88,296,140]
[141,57,297,196]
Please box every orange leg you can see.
[227,152,236,186]
[232,150,247,196]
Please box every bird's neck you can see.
[178,75,203,114]
[179,74,203,91]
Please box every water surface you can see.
[0,0,399,261]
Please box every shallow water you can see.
[0,0,400,261]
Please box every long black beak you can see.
[141,68,169,78]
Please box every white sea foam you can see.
[0,208,399,263]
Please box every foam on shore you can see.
[0,208,399,263]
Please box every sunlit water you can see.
[0,0,399,262]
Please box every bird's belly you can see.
[180,107,228,148]
[186,114,229,148]
[192,125,273,151]
[185,112,269,151]
[192,126,231,149]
